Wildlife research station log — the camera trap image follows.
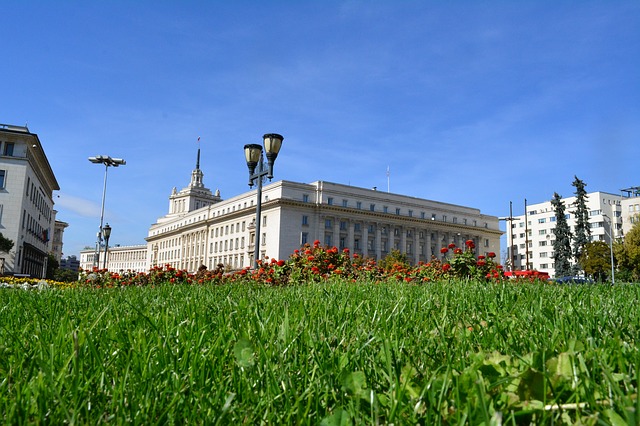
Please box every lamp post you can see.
[244,133,284,269]
[102,223,112,270]
[89,155,126,269]
[603,214,615,285]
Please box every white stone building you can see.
[506,189,640,277]
[0,124,60,277]
[79,244,148,273]
[145,150,502,273]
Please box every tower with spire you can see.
[167,146,221,216]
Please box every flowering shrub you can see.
[53,239,507,289]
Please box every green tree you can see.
[571,176,590,275]
[552,192,573,278]
[0,232,14,253]
[378,249,410,270]
[46,254,59,280]
[580,241,611,282]
[616,216,640,282]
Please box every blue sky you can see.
[2,1,639,258]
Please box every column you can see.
[375,225,382,261]
[362,222,369,257]
[333,216,340,249]
[348,221,355,251]
[400,226,407,255]
[425,229,432,261]
[414,227,420,265]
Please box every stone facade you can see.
[0,124,59,277]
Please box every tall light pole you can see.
[244,133,284,269]
[603,214,615,285]
[88,155,126,270]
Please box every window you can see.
[340,221,347,230]
[431,213,436,220]
[325,219,332,229]
[302,215,309,226]
[325,235,332,246]
[0,170,5,189]
[421,212,425,219]
[303,194,309,203]
[540,252,547,258]
[356,201,362,209]
[396,208,401,215]
[442,215,447,222]
[538,218,546,224]
[301,232,308,245]
[384,206,389,214]
[262,216,267,226]
[539,229,547,235]
[368,224,374,233]
[452,217,456,224]
[3,143,14,156]
[370,203,375,211]
[408,210,413,217]
[327,197,333,205]
[354,223,361,232]
[342,199,348,207]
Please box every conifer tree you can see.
[551,192,573,278]
[571,176,590,274]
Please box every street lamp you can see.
[603,214,615,285]
[102,223,112,270]
[244,133,284,269]
[88,155,126,269]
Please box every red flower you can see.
[448,243,456,249]
[442,263,451,272]
[465,240,475,249]
[478,255,485,260]
[477,260,486,267]
[488,252,496,259]
[277,260,285,267]
[307,256,315,261]
[313,240,321,247]
[343,248,350,254]
[440,247,448,254]
[454,248,463,255]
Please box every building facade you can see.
[51,218,68,263]
[507,189,640,277]
[79,244,148,273]
[145,154,502,273]
[0,124,60,277]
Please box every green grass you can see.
[1,280,639,424]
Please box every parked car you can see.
[552,276,595,284]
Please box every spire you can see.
[196,148,201,170]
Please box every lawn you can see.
[1,280,638,424]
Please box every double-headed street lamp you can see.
[88,155,126,269]
[244,133,284,269]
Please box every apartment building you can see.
[0,124,60,277]
[507,189,639,277]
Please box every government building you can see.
[139,150,502,273]
[0,124,60,277]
